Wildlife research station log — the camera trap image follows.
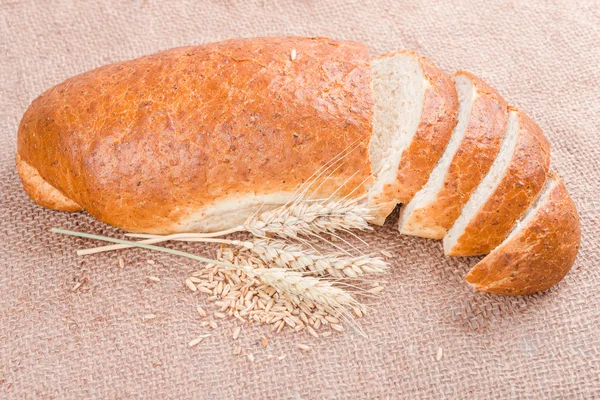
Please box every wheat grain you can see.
[233,345,242,355]
[196,306,207,317]
[189,334,211,347]
[232,326,241,340]
[368,285,385,293]
[297,344,311,351]
[436,347,443,361]
[143,314,157,320]
[380,250,393,257]
[185,279,197,292]
[260,336,269,348]
[147,260,155,265]
[147,276,161,283]
[197,286,212,294]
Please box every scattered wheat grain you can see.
[260,336,269,348]
[297,344,311,352]
[380,250,393,258]
[233,326,241,340]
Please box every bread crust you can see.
[466,174,580,295]
[371,51,458,224]
[16,153,83,212]
[400,71,508,239]
[17,37,374,233]
[445,108,551,256]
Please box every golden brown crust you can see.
[401,71,508,239]
[372,51,458,224]
[16,153,83,212]
[446,109,551,256]
[466,174,581,295]
[17,37,374,233]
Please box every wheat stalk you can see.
[78,233,389,279]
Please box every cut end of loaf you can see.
[15,153,83,212]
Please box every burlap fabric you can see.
[1,1,599,398]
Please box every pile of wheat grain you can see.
[184,245,386,338]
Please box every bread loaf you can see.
[17,37,374,234]
[16,36,580,295]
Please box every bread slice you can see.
[368,51,458,224]
[466,173,580,295]
[443,108,551,256]
[398,71,508,239]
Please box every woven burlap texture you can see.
[1,1,599,399]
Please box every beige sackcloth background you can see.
[1,0,599,398]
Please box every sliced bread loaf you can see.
[444,108,550,256]
[369,51,458,224]
[466,173,580,295]
[398,71,508,239]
